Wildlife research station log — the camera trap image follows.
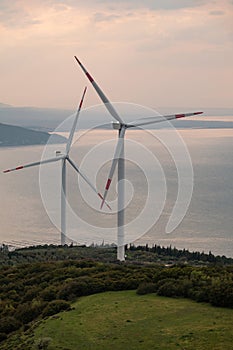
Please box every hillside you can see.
[0,103,12,108]
[0,122,66,147]
[1,243,232,266]
[0,104,72,130]
[0,244,232,348]
[30,291,233,350]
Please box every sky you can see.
[0,0,233,110]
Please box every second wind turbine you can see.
[75,56,203,261]
[3,87,111,245]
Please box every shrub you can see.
[58,280,89,300]
[40,287,57,302]
[136,282,157,295]
[14,301,46,324]
[42,300,71,317]
[0,332,7,342]
[157,279,179,297]
[0,316,21,334]
[209,280,233,308]
[176,279,193,298]
[188,288,210,303]
[22,286,42,302]
[34,337,52,349]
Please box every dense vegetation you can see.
[0,244,232,347]
[1,243,233,266]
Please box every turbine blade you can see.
[67,157,112,211]
[66,86,87,155]
[74,56,124,124]
[3,156,64,173]
[101,127,126,209]
[127,111,203,128]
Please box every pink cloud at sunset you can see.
[0,0,232,109]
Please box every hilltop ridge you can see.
[0,122,66,147]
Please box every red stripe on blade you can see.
[86,72,94,83]
[175,114,185,119]
[74,56,81,65]
[98,193,105,200]
[194,111,203,115]
[3,169,10,173]
[106,178,112,190]
[16,166,24,170]
[79,98,84,109]
[79,87,87,109]
[98,193,111,210]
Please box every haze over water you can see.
[1,122,233,257]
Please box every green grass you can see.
[32,291,233,350]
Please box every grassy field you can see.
[30,291,233,350]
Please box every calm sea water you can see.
[0,124,233,257]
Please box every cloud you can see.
[209,10,225,15]
[49,0,208,11]
[93,12,121,23]
[101,0,207,10]
[0,0,232,109]
[0,0,41,28]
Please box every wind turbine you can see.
[74,56,203,261]
[3,87,111,245]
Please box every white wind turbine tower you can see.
[3,87,111,245]
[75,56,203,261]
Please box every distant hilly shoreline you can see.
[0,122,66,147]
[0,102,233,132]
[0,103,72,130]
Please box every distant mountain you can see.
[0,102,12,108]
[0,104,72,131]
[0,122,66,147]
[0,102,232,132]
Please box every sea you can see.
[1,116,233,257]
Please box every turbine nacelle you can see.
[56,151,66,158]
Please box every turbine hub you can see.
[112,121,121,130]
